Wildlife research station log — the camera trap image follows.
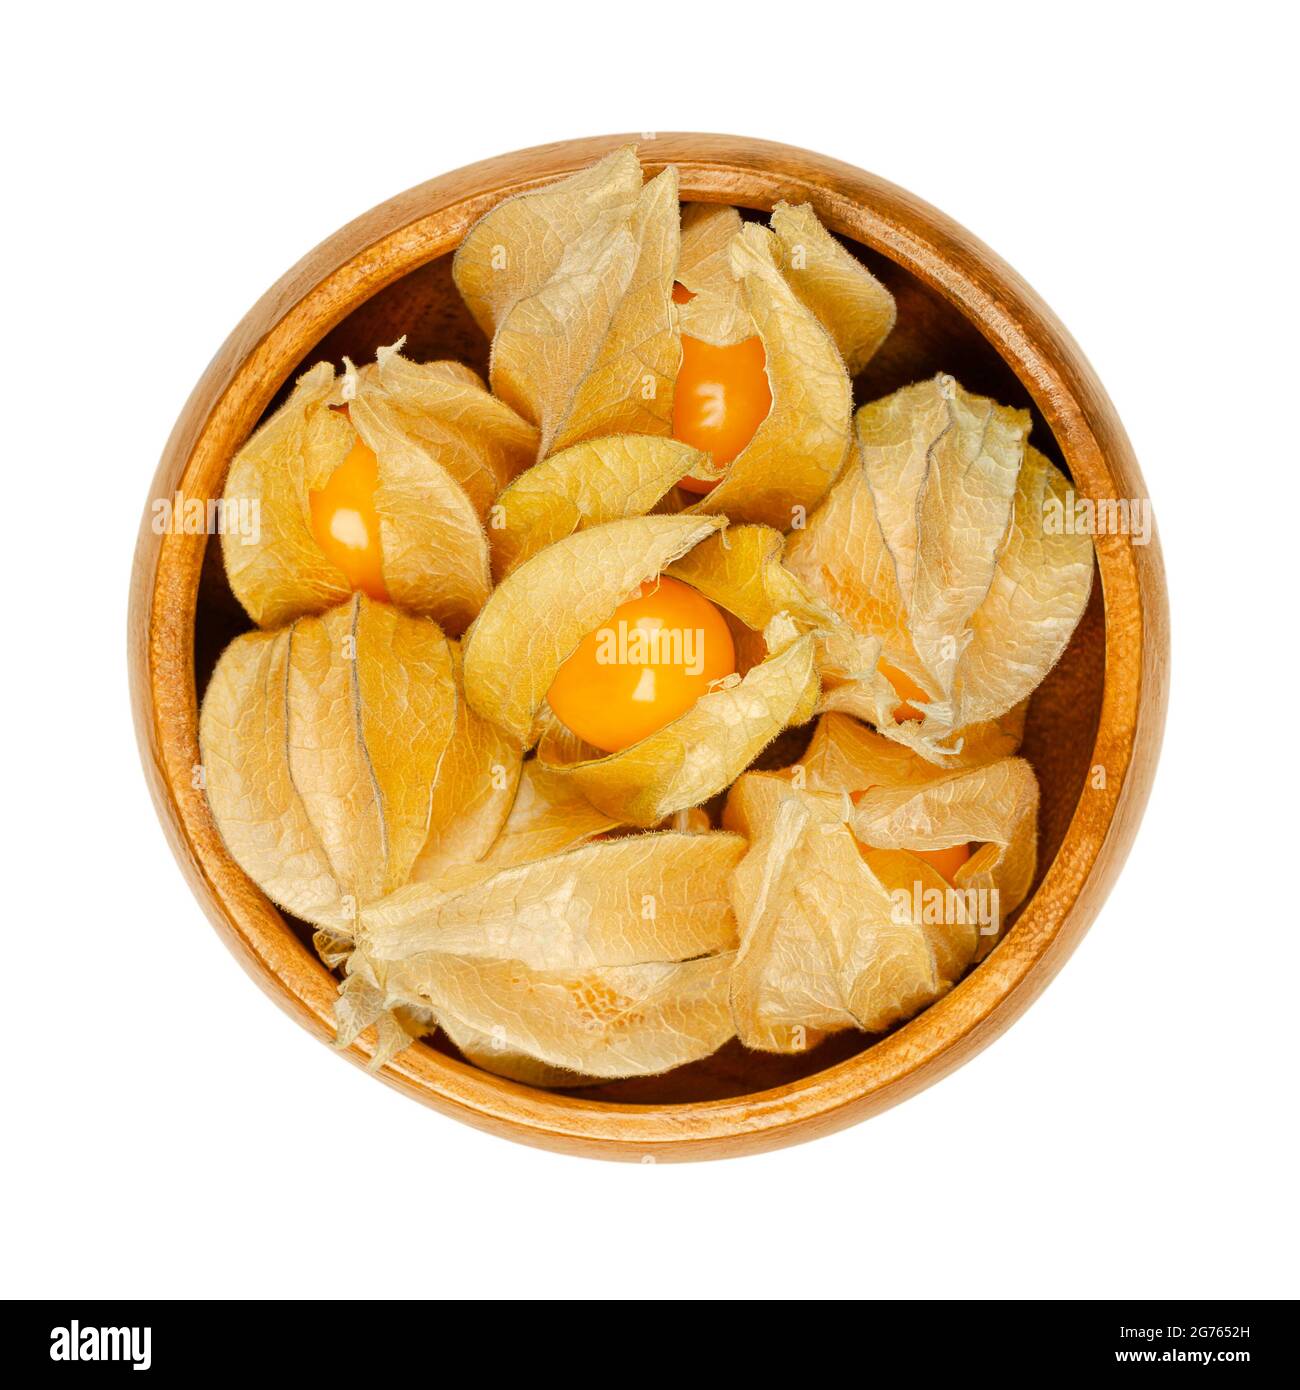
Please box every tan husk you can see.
[462,514,726,745]
[785,374,1093,757]
[436,1010,591,1089]
[367,344,538,519]
[688,224,852,528]
[407,644,522,886]
[348,384,491,635]
[360,832,742,970]
[769,201,895,375]
[199,594,458,934]
[468,759,621,870]
[664,524,830,633]
[369,951,736,1080]
[489,434,708,578]
[722,740,1039,1051]
[462,152,682,457]
[221,352,508,635]
[452,147,644,341]
[797,708,1028,792]
[334,975,436,1072]
[676,202,750,345]
[346,832,742,1078]
[221,362,351,628]
[723,775,938,1052]
[666,524,883,698]
[851,755,1040,958]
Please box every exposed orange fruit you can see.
[308,434,390,602]
[672,334,772,493]
[547,576,736,754]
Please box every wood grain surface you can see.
[128,133,1170,1161]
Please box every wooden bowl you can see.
[129,134,1169,1160]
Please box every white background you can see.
[4,1,1296,1301]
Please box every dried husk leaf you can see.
[666,525,882,700]
[360,832,742,971]
[199,595,457,932]
[769,201,895,375]
[689,223,852,528]
[373,950,736,1079]
[462,514,725,745]
[850,755,1040,947]
[200,625,350,932]
[785,375,1092,755]
[348,832,741,1078]
[957,442,1097,726]
[452,147,644,340]
[470,758,620,870]
[436,1010,589,1089]
[368,345,538,518]
[333,974,435,1072]
[665,524,829,633]
[537,634,818,827]
[485,162,682,457]
[408,644,522,885]
[675,202,750,345]
[797,707,1027,793]
[348,387,491,635]
[723,775,939,1052]
[222,355,500,634]
[221,362,352,628]
[489,434,707,578]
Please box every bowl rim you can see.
[128,132,1169,1161]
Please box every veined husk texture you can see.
[199,594,519,937]
[453,148,895,527]
[346,831,744,1079]
[221,347,536,634]
[462,513,820,826]
[197,590,748,1080]
[454,147,681,459]
[785,374,1093,761]
[722,741,1039,1054]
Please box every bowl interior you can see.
[192,211,1105,1106]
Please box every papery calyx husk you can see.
[784,374,1094,759]
[367,343,538,519]
[849,754,1040,961]
[346,831,743,1078]
[676,203,749,345]
[199,593,492,936]
[686,223,853,529]
[723,774,938,1053]
[769,201,896,376]
[798,707,1028,791]
[454,147,681,458]
[221,347,531,634]
[463,513,820,825]
[722,742,1039,1052]
[458,758,621,872]
[488,434,708,579]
